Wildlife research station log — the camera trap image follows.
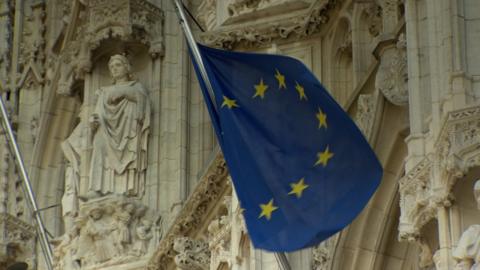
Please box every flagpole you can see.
[172,1,291,270]
[275,253,293,270]
[0,96,54,270]
[172,0,217,109]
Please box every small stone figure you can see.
[77,208,118,265]
[131,219,153,256]
[113,202,136,252]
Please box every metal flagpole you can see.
[171,1,292,270]
[0,96,54,270]
[172,0,217,109]
[275,252,292,270]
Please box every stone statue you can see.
[87,54,150,199]
[61,106,88,230]
[453,180,480,269]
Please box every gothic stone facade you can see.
[0,0,479,269]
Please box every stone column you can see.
[436,205,453,269]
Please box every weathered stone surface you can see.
[1,0,479,269]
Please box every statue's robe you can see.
[89,80,150,197]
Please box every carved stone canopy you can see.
[81,0,164,56]
[56,0,163,95]
[199,0,342,49]
[399,106,480,241]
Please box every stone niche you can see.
[53,196,162,270]
[56,0,163,95]
[51,0,164,269]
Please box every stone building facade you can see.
[0,0,479,269]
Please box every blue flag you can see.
[191,44,383,252]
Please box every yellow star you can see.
[221,95,239,109]
[295,81,308,100]
[314,146,334,167]
[253,78,269,99]
[288,178,309,198]
[275,69,286,89]
[258,199,278,220]
[316,108,327,129]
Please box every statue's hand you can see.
[89,114,100,130]
[108,92,125,104]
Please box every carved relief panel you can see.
[56,0,164,95]
[53,196,162,270]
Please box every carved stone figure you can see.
[61,106,88,230]
[52,225,81,270]
[76,208,119,266]
[355,92,377,138]
[113,202,136,252]
[54,197,158,269]
[453,180,480,269]
[131,219,153,256]
[87,54,150,199]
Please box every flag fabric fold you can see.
[191,44,383,252]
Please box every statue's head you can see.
[89,208,103,220]
[474,180,480,209]
[108,54,132,83]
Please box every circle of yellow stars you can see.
[219,68,334,221]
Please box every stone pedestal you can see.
[53,196,161,270]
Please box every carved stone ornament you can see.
[0,1,12,86]
[399,106,480,241]
[375,33,408,106]
[0,213,36,268]
[201,0,342,49]
[436,106,480,175]
[147,152,229,270]
[19,2,46,69]
[173,237,211,270]
[398,158,435,241]
[57,0,164,95]
[354,91,379,139]
[208,196,232,269]
[362,2,382,37]
[196,0,217,31]
[311,234,339,270]
[226,0,314,18]
[52,196,161,270]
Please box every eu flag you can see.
[191,44,383,252]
